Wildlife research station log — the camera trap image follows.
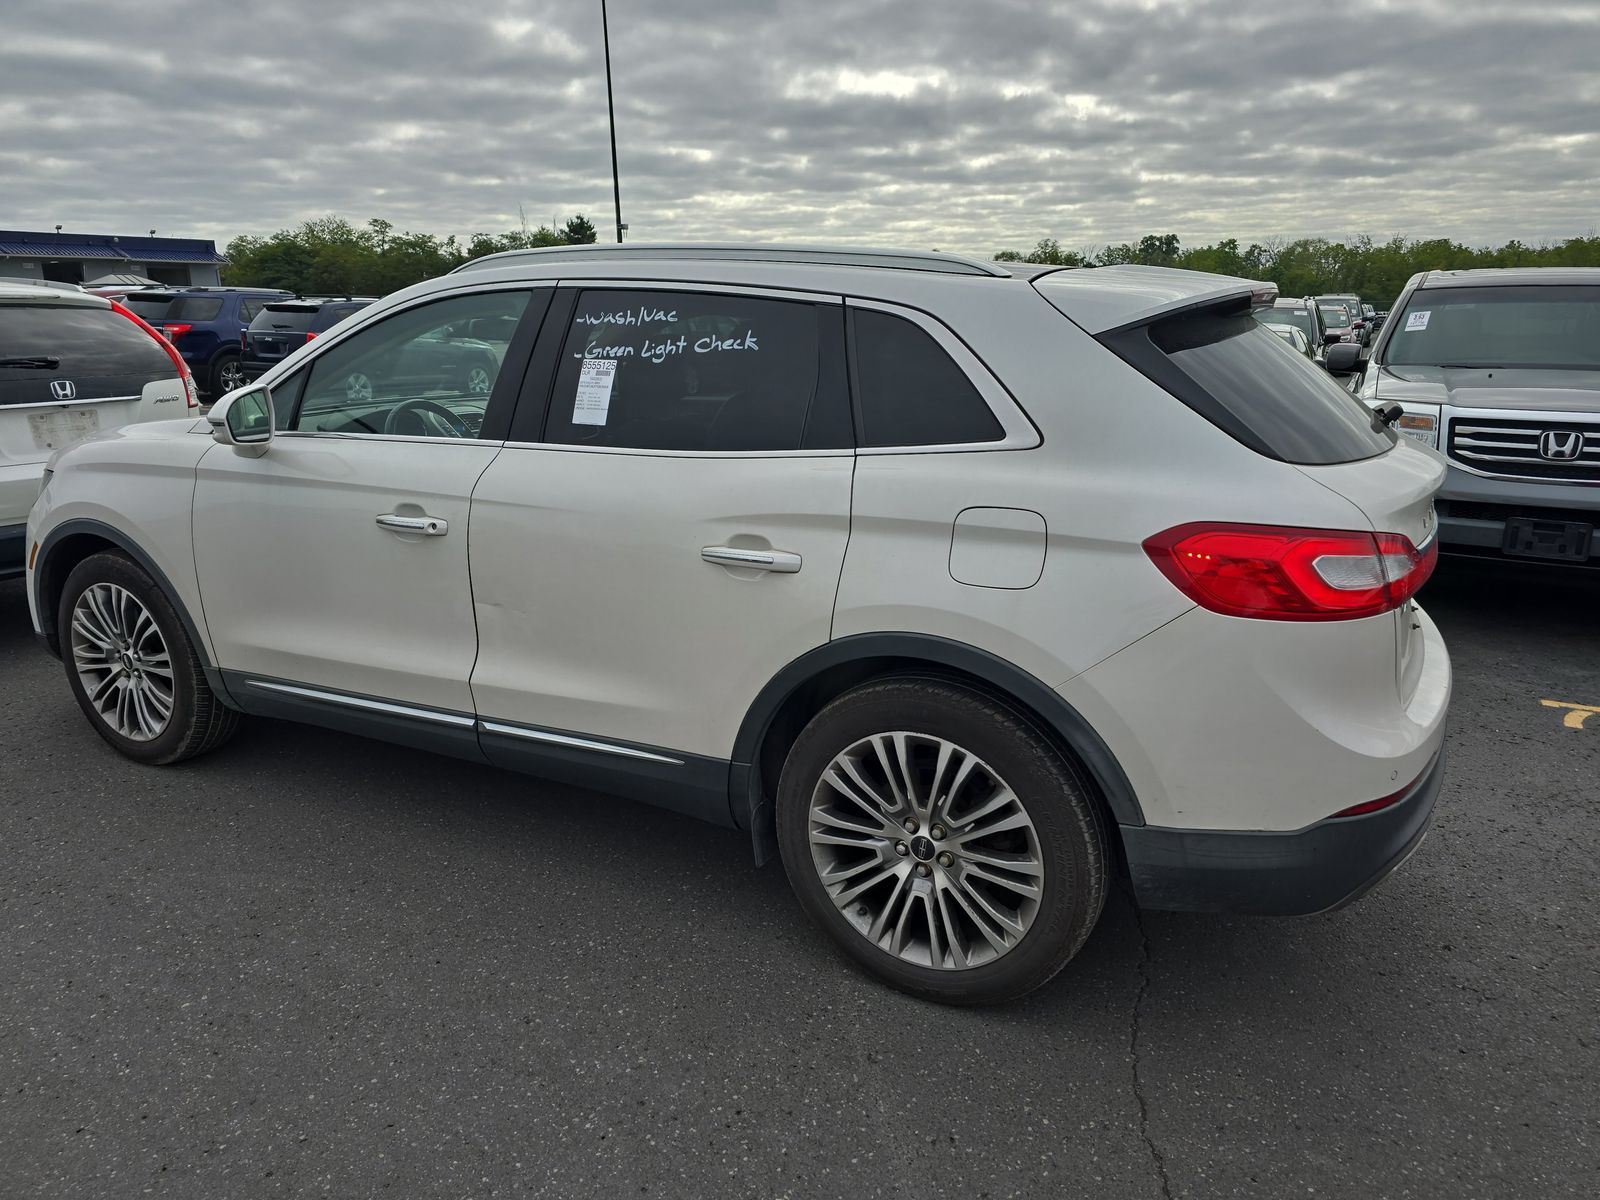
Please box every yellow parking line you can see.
[1541,700,1600,730]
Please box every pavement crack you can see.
[1130,905,1175,1200]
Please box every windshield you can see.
[1319,306,1352,328]
[1384,285,1600,368]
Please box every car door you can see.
[192,285,548,732]
[466,284,854,815]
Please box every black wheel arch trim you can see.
[730,633,1146,850]
[32,518,238,707]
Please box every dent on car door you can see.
[466,285,855,791]
[191,287,548,716]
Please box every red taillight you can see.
[305,330,318,343]
[163,322,192,343]
[240,331,248,351]
[112,300,200,409]
[1330,758,1432,818]
[1142,522,1436,621]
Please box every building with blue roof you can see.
[0,229,227,287]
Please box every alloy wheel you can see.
[218,358,245,394]
[807,732,1044,970]
[466,365,491,395]
[69,583,175,742]
[345,372,373,402]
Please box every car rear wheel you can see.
[210,353,244,398]
[776,678,1108,1004]
[58,551,240,765]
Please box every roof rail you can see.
[449,242,1011,278]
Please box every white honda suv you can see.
[24,245,1451,1003]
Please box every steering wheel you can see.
[383,398,471,438]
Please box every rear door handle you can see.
[377,513,448,536]
[702,545,802,573]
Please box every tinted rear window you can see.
[120,294,175,322]
[312,302,372,331]
[167,296,224,322]
[252,305,317,333]
[0,304,174,405]
[1104,303,1395,464]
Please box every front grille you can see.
[1447,415,1600,482]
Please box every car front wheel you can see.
[58,551,240,765]
[776,678,1108,1004]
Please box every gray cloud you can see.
[0,0,1596,258]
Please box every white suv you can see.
[24,246,1450,1003]
[2,281,195,578]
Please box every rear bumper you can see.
[1119,747,1445,915]
[1436,464,1600,561]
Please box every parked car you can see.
[117,286,294,398]
[1357,267,1600,564]
[1318,301,1360,344]
[241,298,378,384]
[1,281,196,578]
[1263,321,1315,359]
[1319,293,1372,346]
[25,247,1449,1004]
[1255,297,1330,357]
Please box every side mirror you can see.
[1323,343,1363,374]
[209,383,274,456]
[1323,331,1344,346]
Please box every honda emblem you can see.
[1537,430,1583,461]
[49,379,77,401]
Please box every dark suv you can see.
[240,298,377,384]
[119,287,293,397]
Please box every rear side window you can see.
[0,304,174,405]
[167,296,224,322]
[851,309,1003,447]
[545,290,827,452]
[1104,303,1395,465]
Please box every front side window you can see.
[1384,285,1600,369]
[852,308,1003,447]
[545,290,824,451]
[291,290,531,438]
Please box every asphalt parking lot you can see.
[1,559,1596,1199]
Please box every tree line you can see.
[221,213,598,296]
[222,217,1600,308]
[994,234,1600,308]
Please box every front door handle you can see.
[702,545,802,574]
[377,513,448,536]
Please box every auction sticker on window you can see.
[1405,310,1431,331]
[572,358,617,425]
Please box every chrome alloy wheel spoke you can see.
[69,583,174,743]
[808,732,1044,970]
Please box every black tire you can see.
[209,352,244,398]
[776,678,1108,1005]
[57,551,241,765]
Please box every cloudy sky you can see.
[2,0,1596,257]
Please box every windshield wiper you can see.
[1435,363,1505,369]
[0,355,61,368]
